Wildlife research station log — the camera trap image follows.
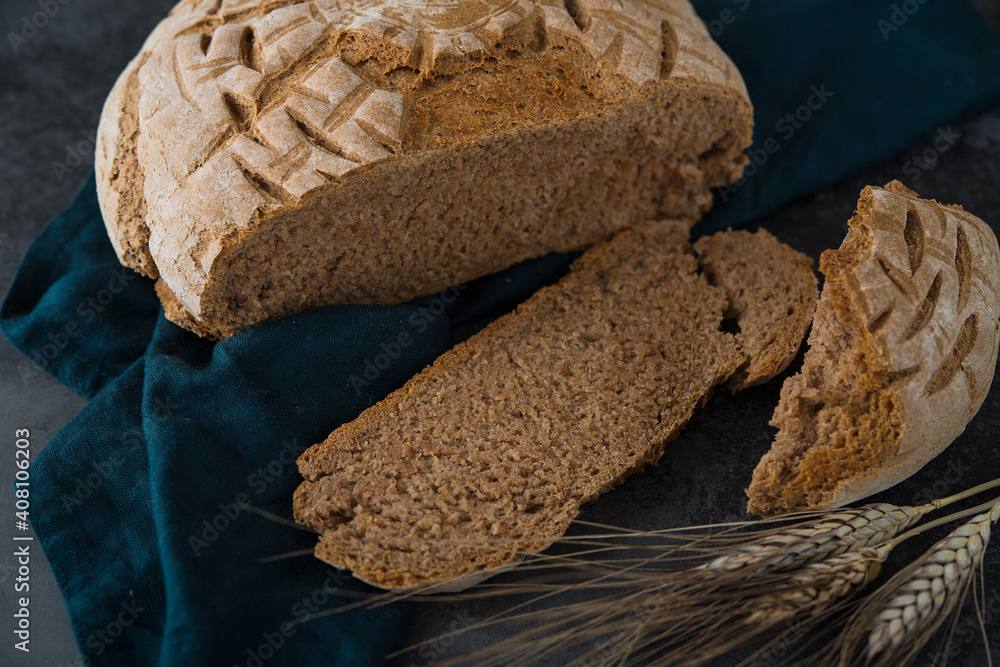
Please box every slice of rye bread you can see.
[293,222,817,591]
[95,0,753,340]
[747,182,1000,517]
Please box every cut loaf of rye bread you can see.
[95,0,753,339]
[747,182,1000,517]
[293,222,817,591]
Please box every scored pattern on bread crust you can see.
[746,183,1000,516]
[97,0,749,321]
[153,0,740,206]
[847,183,1000,416]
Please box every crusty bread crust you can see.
[748,182,1000,516]
[95,0,753,339]
[293,222,817,590]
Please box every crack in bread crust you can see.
[99,53,158,278]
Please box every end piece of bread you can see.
[96,0,753,339]
[747,182,1000,517]
[293,222,817,591]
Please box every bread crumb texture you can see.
[748,181,1000,517]
[294,222,816,590]
[95,0,753,338]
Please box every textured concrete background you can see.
[0,1,999,666]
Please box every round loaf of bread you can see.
[95,0,752,339]
[747,181,1000,516]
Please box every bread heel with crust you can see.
[747,182,1000,517]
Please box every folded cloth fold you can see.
[4,1,1000,664]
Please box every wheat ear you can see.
[272,480,1000,667]
[827,498,1000,667]
[701,503,928,577]
[649,544,892,667]
[404,508,916,667]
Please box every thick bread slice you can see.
[293,223,817,591]
[747,182,1000,517]
[95,0,753,339]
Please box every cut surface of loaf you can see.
[95,0,753,339]
[747,182,1000,517]
[293,223,817,591]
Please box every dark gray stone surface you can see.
[0,1,998,666]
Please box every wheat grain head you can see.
[832,502,999,667]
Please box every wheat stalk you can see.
[423,547,890,667]
[268,479,1000,667]
[700,503,928,577]
[396,482,1000,666]
[402,509,916,667]
[440,502,933,601]
[826,499,1000,667]
[646,545,892,667]
[749,545,890,625]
